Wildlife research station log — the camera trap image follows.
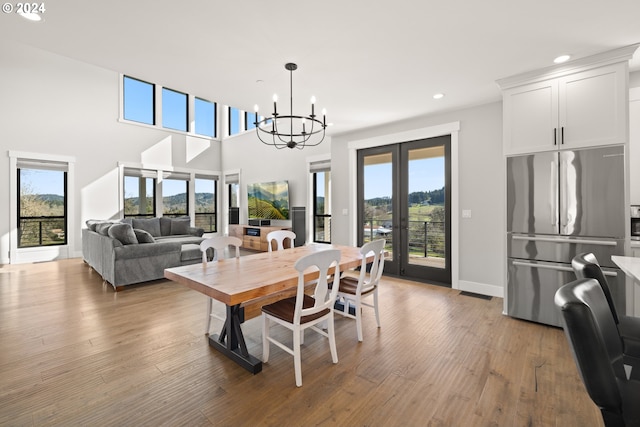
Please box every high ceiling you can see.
[3,0,640,136]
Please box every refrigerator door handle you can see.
[512,260,574,272]
[510,235,619,246]
[511,260,618,277]
[550,160,558,227]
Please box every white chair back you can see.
[357,239,386,293]
[267,230,296,252]
[293,249,341,324]
[200,236,241,263]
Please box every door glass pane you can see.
[363,152,393,260]
[407,146,445,269]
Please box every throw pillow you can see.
[108,223,138,245]
[132,218,161,237]
[170,218,190,235]
[133,228,155,244]
[159,217,172,236]
[87,219,116,232]
[95,222,114,236]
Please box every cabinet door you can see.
[558,63,627,149]
[503,80,559,155]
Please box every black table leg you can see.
[209,304,262,374]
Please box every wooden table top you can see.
[164,244,370,306]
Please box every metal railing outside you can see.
[363,219,445,258]
[314,215,331,243]
[195,213,216,233]
[18,216,66,247]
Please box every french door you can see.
[357,135,451,285]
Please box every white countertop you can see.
[612,255,640,281]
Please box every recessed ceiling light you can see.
[553,54,571,64]
[433,93,444,100]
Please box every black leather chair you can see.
[555,279,640,427]
[572,252,640,361]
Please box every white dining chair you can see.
[200,236,242,335]
[334,239,386,342]
[266,230,296,252]
[261,249,341,387]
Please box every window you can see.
[17,163,67,248]
[310,159,331,243]
[195,97,216,138]
[195,177,217,232]
[245,111,256,131]
[123,170,156,218]
[162,88,188,131]
[228,106,242,136]
[162,177,189,218]
[123,76,155,125]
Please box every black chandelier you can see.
[253,63,327,149]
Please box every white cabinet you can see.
[503,63,628,155]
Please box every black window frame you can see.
[123,175,157,219]
[17,167,68,248]
[194,97,217,138]
[162,178,189,218]
[194,177,217,233]
[228,106,242,136]
[123,75,156,125]
[161,87,189,132]
[313,171,331,244]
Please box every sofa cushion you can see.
[159,217,172,236]
[171,218,191,235]
[95,222,114,236]
[108,223,138,245]
[154,235,204,245]
[133,228,155,244]
[181,244,202,262]
[132,218,161,237]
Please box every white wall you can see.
[0,41,221,263]
[330,102,505,296]
[220,131,331,229]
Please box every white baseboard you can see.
[457,279,504,298]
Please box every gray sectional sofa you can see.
[82,216,205,290]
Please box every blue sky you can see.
[365,157,444,199]
[20,169,64,195]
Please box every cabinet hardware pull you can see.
[561,126,564,144]
[553,128,557,145]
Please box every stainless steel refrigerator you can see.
[506,145,626,327]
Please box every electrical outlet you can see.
[462,209,472,219]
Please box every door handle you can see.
[511,260,617,277]
[550,160,557,227]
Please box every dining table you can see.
[164,243,374,374]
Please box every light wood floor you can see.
[0,258,602,426]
